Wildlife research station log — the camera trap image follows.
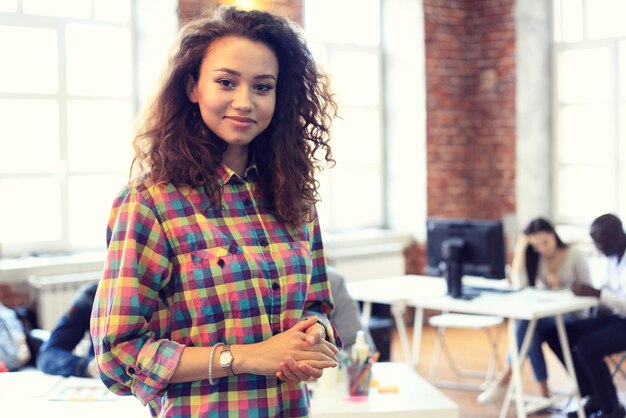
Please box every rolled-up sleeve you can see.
[90,186,184,405]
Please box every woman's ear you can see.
[186,75,198,103]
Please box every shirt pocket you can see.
[186,245,262,319]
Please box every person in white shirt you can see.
[545,213,626,418]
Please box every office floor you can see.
[389,320,626,418]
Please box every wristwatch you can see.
[219,345,235,376]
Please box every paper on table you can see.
[47,376,118,401]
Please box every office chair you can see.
[428,312,504,391]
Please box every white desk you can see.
[347,275,443,363]
[347,275,598,418]
[310,362,458,417]
[0,370,149,417]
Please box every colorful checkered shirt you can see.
[90,164,338,417]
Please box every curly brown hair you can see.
[132,6,337,226]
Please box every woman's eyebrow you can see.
[213,67,276,80]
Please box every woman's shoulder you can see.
[563,243,586,260]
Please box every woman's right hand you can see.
[232,316,338,377]
[513,232,529,256]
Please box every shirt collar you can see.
[217,162,259,186]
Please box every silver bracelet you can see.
[208,343,225,385]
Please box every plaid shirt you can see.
[91,164,337,417]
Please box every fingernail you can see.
[307,336,315,344]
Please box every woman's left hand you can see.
[276,357,327,383]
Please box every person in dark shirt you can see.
[36,282,98,377]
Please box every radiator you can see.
[28,271,101,331]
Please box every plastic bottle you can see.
[351,330,369,365]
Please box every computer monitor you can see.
[426,218,506,299]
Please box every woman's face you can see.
[527,231,557,258]
[188,35,278,148]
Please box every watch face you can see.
[220,349,233,367]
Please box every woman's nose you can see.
[232,88,252,111]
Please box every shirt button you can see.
[217,259,225,268]
[127,366,136,375]
[243,199,252,207]
[259,238,269,247]
[271,281,280,291]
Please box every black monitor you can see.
[426,218,506,299]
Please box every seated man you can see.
[545,213,626,418]
[36,282,99,378]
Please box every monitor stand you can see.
[441,238,476,299]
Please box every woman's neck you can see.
[222,145,249,177]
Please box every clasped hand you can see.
[260,316,339,383]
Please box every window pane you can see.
[0,26,58,94]
[621,167,626,217]
[558,0,583,42]
[332,108,381,167]
[316,170,331,230]
[94,0,131,22]
[305,0,379,46]
[621,42,626,101]
[587,0,626,39]
[23,0,91,18]
[66,24,132,96]
[0,0,17,12]
[0,99,59,173]
[557,166,613,221]
[559,104,612,164]
[67,100,133,172]
[621,105,626,164]
[331,51,379,107]
[68,175,126,247]
[0,178,61,243]
[307,42,328,70]
[331,168,382,229]
[557,48,610,103]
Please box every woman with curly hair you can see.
[90,6,340,417]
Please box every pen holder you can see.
[346,363,372,397]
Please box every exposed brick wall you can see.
[412,0,516,272]
[424,0,516,221]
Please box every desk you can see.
[0,370,148,417]
[347,275,442,363]
[310,362,459,417]
[347,275,598,418]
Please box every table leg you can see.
[390,302,412,365]
[411,307,424,368]
[499,317,537,418]
[555,314,586,418]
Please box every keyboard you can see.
[463,285,518,295]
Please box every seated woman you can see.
[478,217,591,403]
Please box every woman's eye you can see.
[217,79,235,88]
[254,83,273,92]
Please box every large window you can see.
[304,0,385,232]
[0,0,135,256]
[553,0,626,225]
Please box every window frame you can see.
[0,2,136,257]
[552,0,626,226]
